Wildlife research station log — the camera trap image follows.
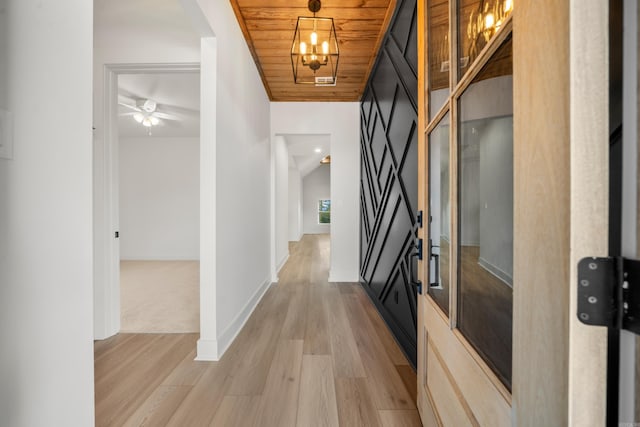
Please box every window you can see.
[318,199,331,224]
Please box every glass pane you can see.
[458,0,513,80]
[457,36,513,389]
[427,112,450,315]
[428,0,450,120]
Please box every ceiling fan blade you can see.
[118,102,141,112]
[119,112,137,117]
[153,112,180,121]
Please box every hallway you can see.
[94,234,420,426]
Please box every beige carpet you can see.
[120,260,199,333]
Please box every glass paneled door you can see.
[417,0,513,423]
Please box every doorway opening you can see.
[117,71,201,333]
[274,134,331,280]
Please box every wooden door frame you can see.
[96,62,202,340]
[514,0,609,425]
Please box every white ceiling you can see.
[283,134,331,177]
[118,72,200,138]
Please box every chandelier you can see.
[290,0,339,85]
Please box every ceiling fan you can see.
[118,95,180,129]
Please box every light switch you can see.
[0,108,13,159]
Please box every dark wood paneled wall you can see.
[360,0,419,368]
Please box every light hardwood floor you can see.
[95,234,420,426]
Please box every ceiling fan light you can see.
[142,117,152,127]
[133,112,144,123]
[150,116,160,126]
[141,99,157,113]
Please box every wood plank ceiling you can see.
[230,0,397,102]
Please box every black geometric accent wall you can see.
[360,0,418,367]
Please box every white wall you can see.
[288,167,303,241]
[274,135,289,271]
[119,136,199,260]
[303,165,331,234]
[195,0,272,359]
[0,1,95,425]
[271,103,360,282]
[478,117,514,284]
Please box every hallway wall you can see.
[195,0,272,358]
[288,166,303,241]
[0,1,95,425]
[303,164,331,234]
[274,135,290,271]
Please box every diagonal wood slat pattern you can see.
[230,0,398,101]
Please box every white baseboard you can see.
[195,339,219,361]
[477,256,513,287]
[328,268,359,283]
[215,277,272,358]
[120,256,200,261]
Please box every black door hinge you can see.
[577,256,640,334]
[417,210,423,228]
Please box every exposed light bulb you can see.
[133,113,144,123]
[315,148,322,153]
[505,0,513,13]
[300,41,307,55]
[310,32,318,46]
[484,12,495,29]
[322,41,329,55]
[150,116,160,126]
[142,117,152,127]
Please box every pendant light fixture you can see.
[291,0,339,85]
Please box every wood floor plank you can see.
[324,286,366,378]
[122,385,192,427]
[95,334,163,382]
[303,286,332,355]
[395,365,417,403]
[96,334,195,427]
[162,348,209,386]
[165,364,231,427]
[227,288,290,395]
[280,287,309,340]
[343,295,415,410]
[254,340,304,427]
[209,396,260,426]
[378,409,423,427]
[353,286,411,366]
[93,333,136,361]
[335,377,383,427]
[296,355,340,427]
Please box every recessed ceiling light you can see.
[314,148,322,153]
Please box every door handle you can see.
[408,243,423,295]
[430,239,441,289]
